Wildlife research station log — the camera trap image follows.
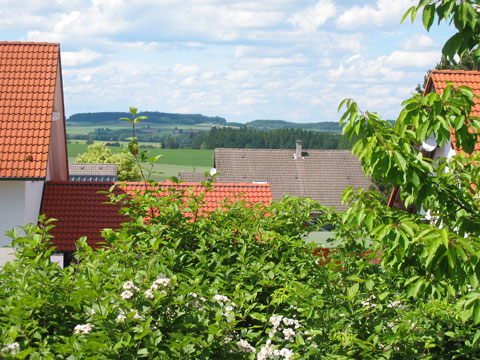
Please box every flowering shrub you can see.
[0,181,479,359]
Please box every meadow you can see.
[66,120,214,137]
[68,142,214,181]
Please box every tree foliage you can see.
[69,127,351,150]
[76,143,141,181]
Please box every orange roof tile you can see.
[427,70,480,155]
[40,181,273,251]
[0,42,59,179]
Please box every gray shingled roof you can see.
[212,147,372,211]
[69,163,118,182]
[178,172,209,182]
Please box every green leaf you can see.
[407,279,424,298]
[130,106,138,117]
[401,6,415,24]
[474,302,480,325]
[442,33,463,60]
[422,4,435,30]
[137,348,149,356]
[447,246,457,269]
[394,152,407,171]
[473,330,480,346]
[440,228,449,249]
[347,283,359,300]
[365,279,374,291]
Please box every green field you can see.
[68,143,214,182]
[66,121,213,136]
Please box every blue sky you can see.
[0,0,455,123]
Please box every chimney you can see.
[295,140,302,160]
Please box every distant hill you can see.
[68,112,227,126]
[68,112,394,131]
[242,120,343,132]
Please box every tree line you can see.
[68,126,353,150]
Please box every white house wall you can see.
[0,181,25,246]
[433,139,457,161]
[25,181,44,226]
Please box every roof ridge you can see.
[215,148,351,152]
[0,41,60,46]
[46,181,271,188]
[431,69,480,75]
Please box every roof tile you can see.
[0,42,60,179]
[41,181,273,251]
[427,70,480,155]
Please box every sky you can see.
[0,0,456,123]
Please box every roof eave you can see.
[0,177,46,181]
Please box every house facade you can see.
[0,42,68,263]
[388,69,480,210]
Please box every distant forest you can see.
[67,112,371,150]
[69,126,352,150]
[183,127,352,150]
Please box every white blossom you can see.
[121,290,134,299]
[283,328,295,341]
[122,280,139,292]
[1,342,20,355]
[214,294,231,303]
[116,314,127,323]
[278,348,294,360]
[132,311,142,320]
[154,274,171,287]
[257,340,294,360]
[387,300,402,308]
[74,323,94,335]
[361,295,377,308]
[269,315,283,328]
[144,289,154,299]
[236,339,256,354]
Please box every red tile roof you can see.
[40,181,273,251]
[426,70,480,155]
[388,70,480,209]
[0,42,60,179]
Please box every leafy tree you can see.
[76,143,141,181]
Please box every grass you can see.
[68,143,214,182]
[66,121,214,136]
[68,143,214,167]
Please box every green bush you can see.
[76,143,141,181]
[0,183,479,359]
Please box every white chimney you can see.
[295,140,302,160]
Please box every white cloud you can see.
[288,0,336,32]
[336,0,413,30]
[62,48,102,67]
[172,64,200,75]
[4,0,450,123]
[399,34,436,50]
[380,50,440,68]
